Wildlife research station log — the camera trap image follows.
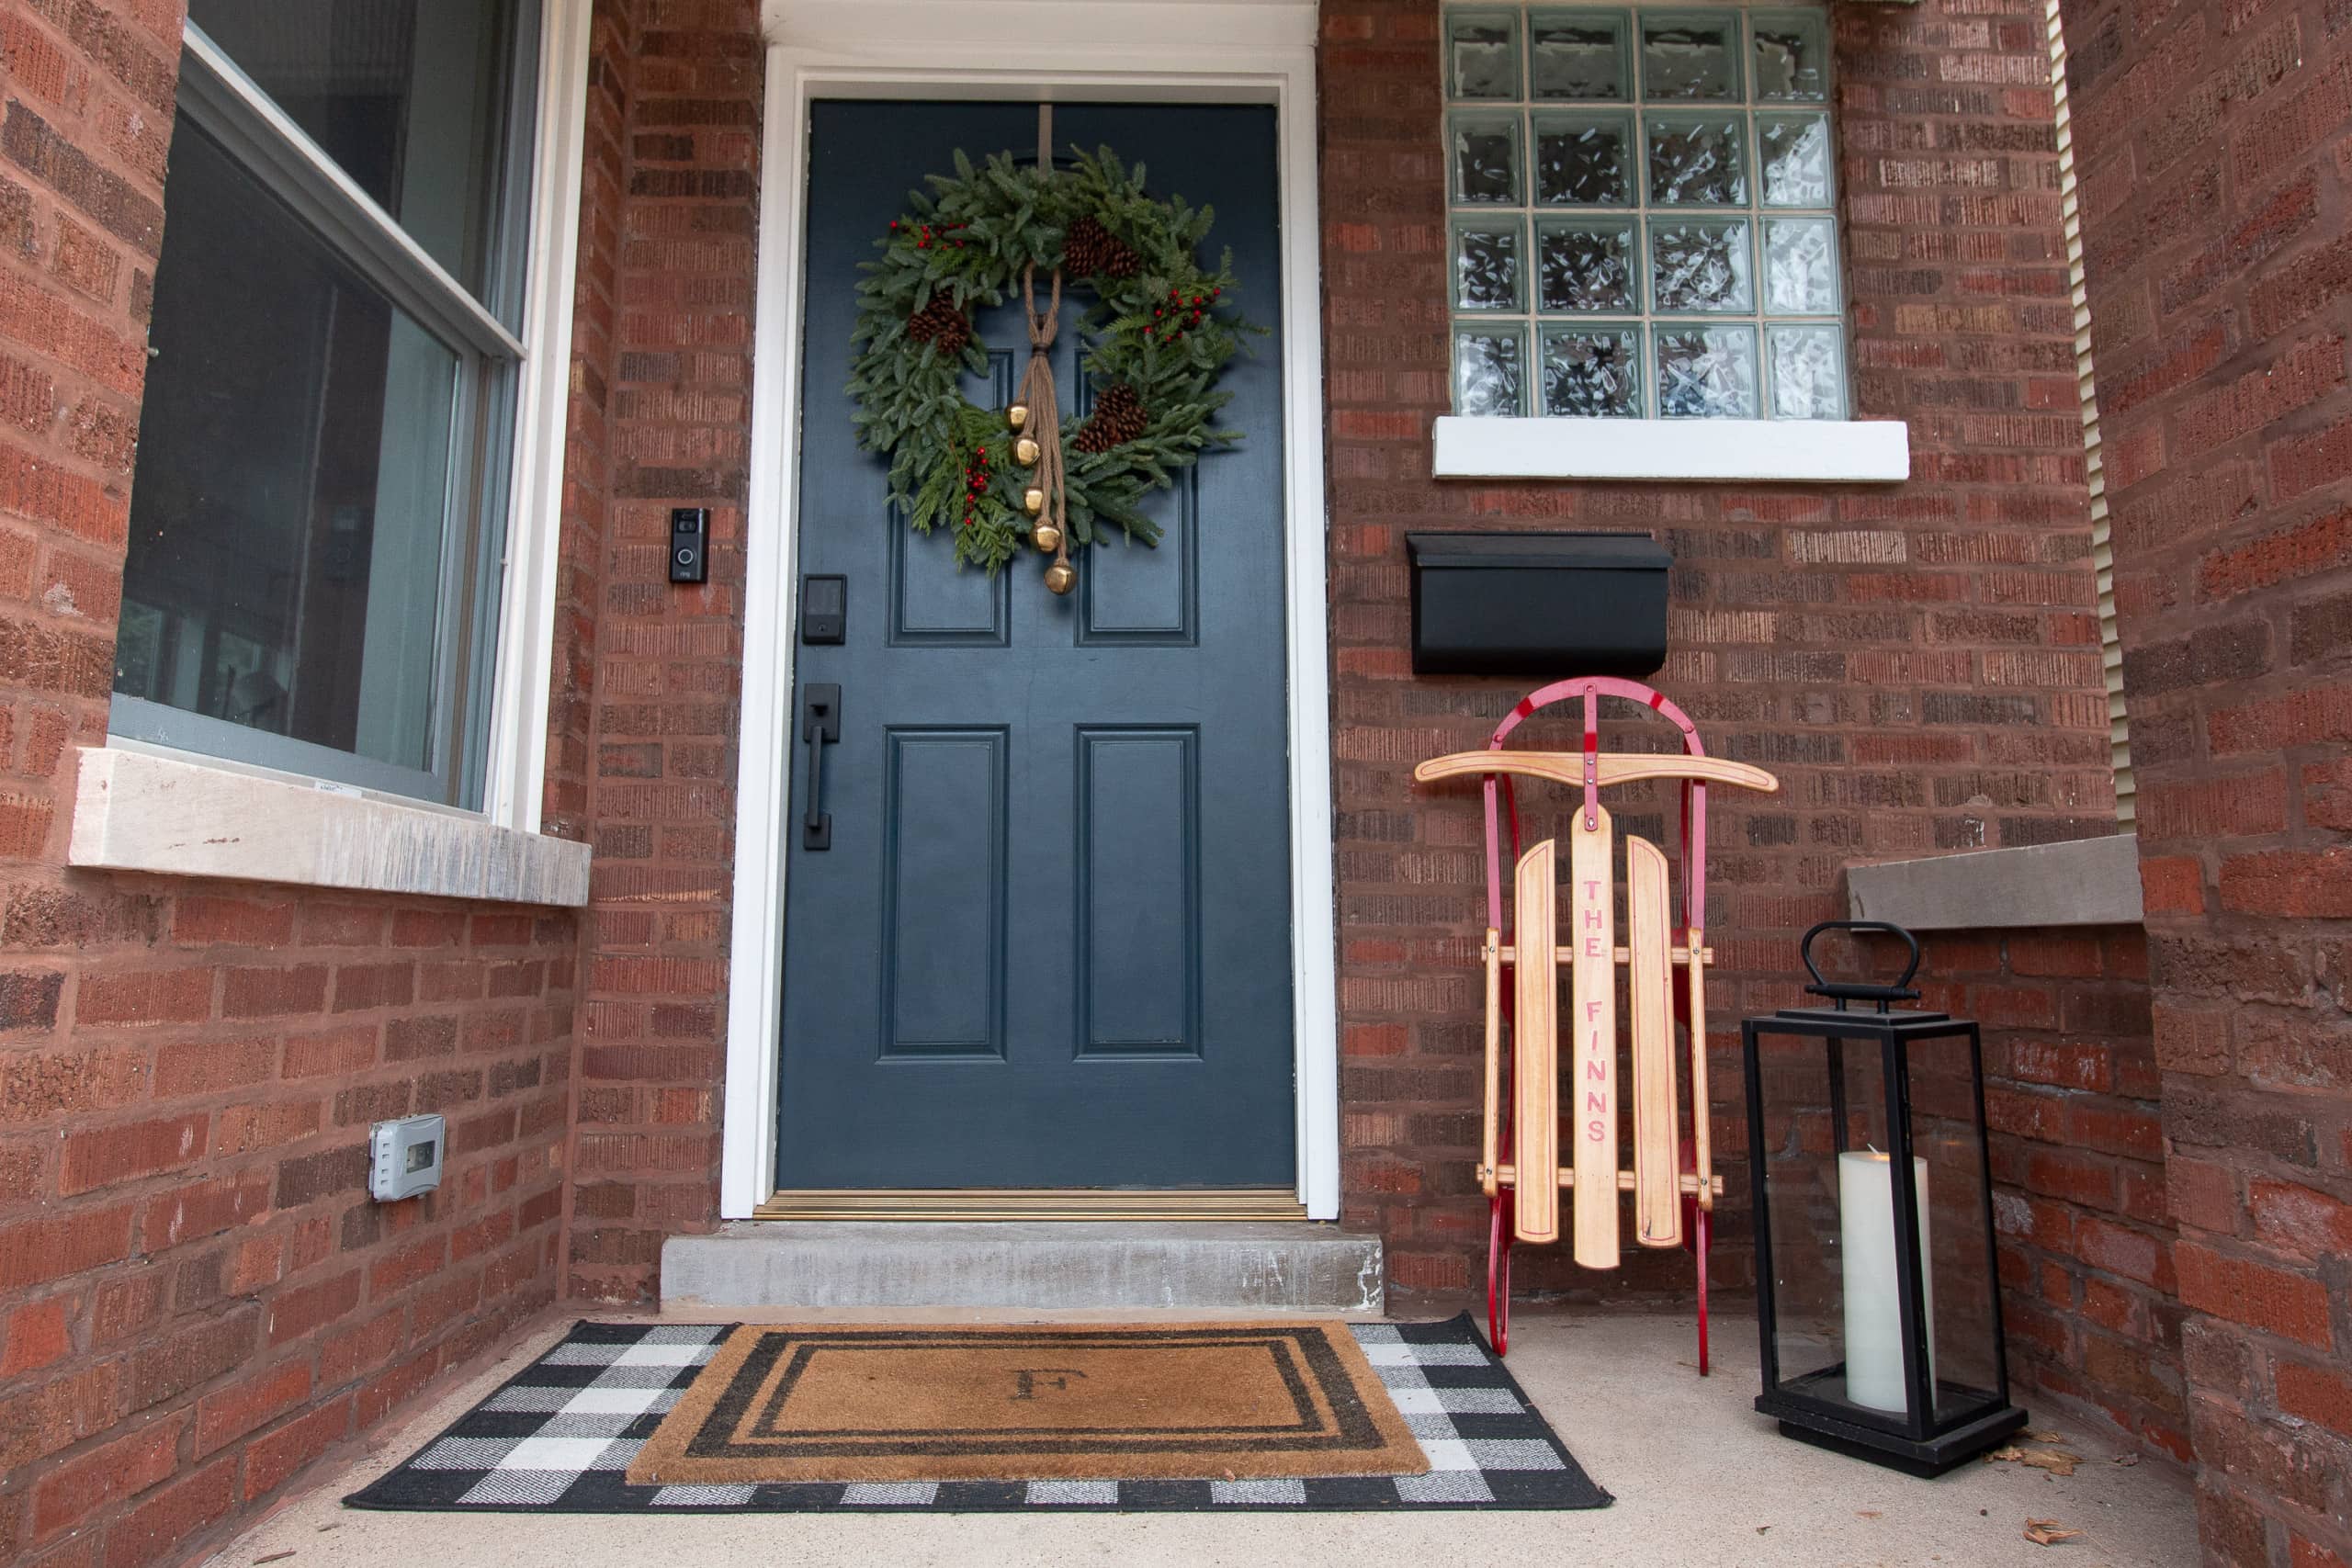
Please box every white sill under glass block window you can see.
[1443,3,1848,421]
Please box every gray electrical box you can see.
[369,1113,446,1201]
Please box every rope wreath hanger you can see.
[846,146,1257,594]
[1014,265,1074,593]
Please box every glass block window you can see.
[1444,4,1845,419]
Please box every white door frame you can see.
[719,2,1339,1219]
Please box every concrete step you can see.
[660,1221,1384,1314]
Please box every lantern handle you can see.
[1798,919,1921,1011]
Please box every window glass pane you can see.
[1529,9,1630,99]
[186,0,519,294]
[1641,11,1739,100]
[1454,217,1527,310]
[1534,112,1635,205]
[1539,218,1639,311]
[1657,323,1758,416]
[1647,113,1747,204]
[1751,8,1830,102]
[1543,323,1644,415]
[121,125,458,776]
[1650,216,1753,311]
[1451,111,1524,205]
[1448,9,1523,99]
[1759,113,1834,207]
[1442,3,1842,421]
[1765,216,1840,312]
[1456,323,1528,415]
[1770,324,1847,418]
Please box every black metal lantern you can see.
[1740,920,2028,1475]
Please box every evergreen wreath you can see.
[848,146,1253,578]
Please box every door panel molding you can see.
[888,512,1011,646]
[1074,726,1202,1060]
[1078,467,1199,646]
[722,32,1338,1218]
[879,728,1010,1060]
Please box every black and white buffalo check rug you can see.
[345,1314,1611,1513]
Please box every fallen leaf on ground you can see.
[2023,1518,2086,1546]
[1984,1443,2081,1476]
[1857,1510,1883,1518]
[1756,1525,1771,1534]
[2111,1452,2140,1467]
[252,1553,295,1565]
[2030,1429,2065,1443]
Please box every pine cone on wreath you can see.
[1076,382,1148,453]
[906,299,970,355]
[1063,215,1141,280]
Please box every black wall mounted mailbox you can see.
[1406,531,1671,677]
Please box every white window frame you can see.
[73,0,594,898]
[1430,0,1909,481]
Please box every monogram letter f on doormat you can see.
[628,1322,1426,1484]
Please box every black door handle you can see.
[800,682,840,851]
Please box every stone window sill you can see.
[69,744,591,908]
[1431,415,1911,484]
[1844,835,2143,931]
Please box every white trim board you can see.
[721,29,1340,1221]
[1432,415,1911,483]
[486,0,595,834]
[762,0,1317,53]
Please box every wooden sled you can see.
[1413,677,1779,1370]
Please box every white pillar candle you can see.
[1838,1149,1934,1414]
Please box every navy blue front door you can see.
[774,102,1295,1190]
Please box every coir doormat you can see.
[628,1320,1425,1483]
[345,1314,1611,1513]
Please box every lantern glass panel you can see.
[1754,1027,1894,1415]
[1905,1032,2006,1426]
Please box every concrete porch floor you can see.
[204,1308,2194,1568]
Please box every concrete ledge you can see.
[662,1222,1385,1314]
[1846,834,2143,931]
[69,745,591,907]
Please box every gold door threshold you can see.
[756,1188,1308,1222]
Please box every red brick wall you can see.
[2061,0,2352,1551]
[0,5,579,1565]
[1318,0,2113,1303]
[563,0,761,1304]
[1951,926,2182,1460]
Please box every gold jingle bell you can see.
[1007,403,1029,431]
[1032,522,1063,554]
[1045,561,1077,595]
[1015,435,1041,468]
[1023,487,1046,515]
